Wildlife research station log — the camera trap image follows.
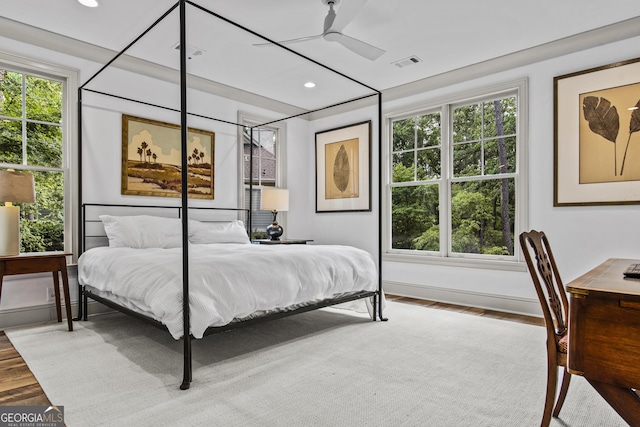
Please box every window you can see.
[238,113,286,239]
[0,58,75,254]
[387,81,527,264]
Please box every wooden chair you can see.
[519,230,571,427]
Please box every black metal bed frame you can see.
[76,0,385,390]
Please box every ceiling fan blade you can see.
[330,0,369,32]
[253,34,323,47]
[333,33,384,60]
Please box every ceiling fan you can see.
[254,0,385,61]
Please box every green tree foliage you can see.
[0,70,64,252]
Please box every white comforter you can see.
[78,243,378,339]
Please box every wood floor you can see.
[0,296,543,406]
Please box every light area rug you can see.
[6,301,625,427]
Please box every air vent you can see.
[392,56,423,68]
[172,42,206,59]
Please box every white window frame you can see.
[0,52,78,260]
[383,79,528,271]
[236,111,287,226]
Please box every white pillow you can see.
[188,219,250,244]
[100,215,183,249]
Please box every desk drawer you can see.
[569,292,640,389]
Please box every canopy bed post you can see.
[178,0,192,391]
[377,91,386,322]
[248,126,254,237]
[75,87,84,321]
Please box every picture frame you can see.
[554,57,640,206]
[315,120,371,212]
[121,114,215,199]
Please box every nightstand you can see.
[253,239,313,245]
[0,252,73,331]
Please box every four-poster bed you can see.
[75,0,384,390]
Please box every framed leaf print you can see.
[554,57,640,206]
[315,121,371,212]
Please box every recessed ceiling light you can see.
[304,82,316,88]
[78,0,99,7]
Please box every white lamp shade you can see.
[261,188,289,212]
[0,170,36,203]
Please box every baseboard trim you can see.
[383,280,542,318]
[0,300,113,330]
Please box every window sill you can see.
[382,252,527,272]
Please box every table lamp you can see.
[0,170,36,256]
[261,188,289,241]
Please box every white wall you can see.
[287,106,380,256]
[381,35,640,316]
[2,28,640,327]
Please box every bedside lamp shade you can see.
[0,170,36,256]
[261,188,289,241]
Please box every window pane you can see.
[259,128,276,184]
[392,118,415,152]
[244,127,276,185]
[0,119,23,164]
[483,100,498,139]
[483,96,517,138]
[244,187,271,239]
[416,113,441,148]
[26,75,62,123]
[391,184,439,250]
[18,169,64,252]
[450,178,514,256]
[27,122,62,168]
[484,137,516,175]
[392,152,414,182]
[416,148,441,180]
[452,104,481,142]
[0,70,22,119]
[453,141,481,177]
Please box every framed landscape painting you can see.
[554,57,640,206]
[315,121,371,212]
[121,114,215,199]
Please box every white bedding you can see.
[78,243,378,339]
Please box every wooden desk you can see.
[566,258,640,425]
[0,252,73,331]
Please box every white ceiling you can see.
[2,0,640,111]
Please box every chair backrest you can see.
[519,230,569,339]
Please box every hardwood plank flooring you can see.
[0,333,50,406]
[385,294,544,327]
[0,295,542,405]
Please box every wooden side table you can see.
[0,252,73,331]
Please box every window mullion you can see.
[441,104,451,257]
[21,74,27,165]
[413,116,418,182]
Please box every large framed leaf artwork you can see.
[554,57,640,206]
[121,114,215,199]
[315,121,371,213]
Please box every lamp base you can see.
[0,205,20,256]
[266,222,283,241]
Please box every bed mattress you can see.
[78,243,378,338]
